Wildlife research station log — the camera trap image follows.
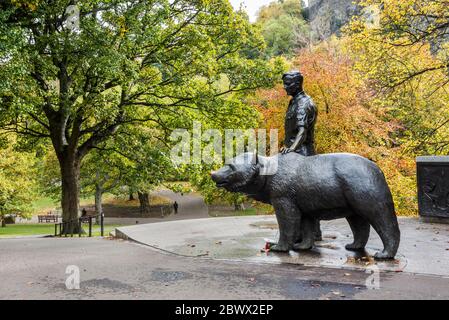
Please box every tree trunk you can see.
[129,193,134,201]
[234,202,245,211]
[138,192,150,215]
[95,184,103,225]
[1,218,5,228]
[60,156,82,234]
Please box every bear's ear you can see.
[252,151,259,165]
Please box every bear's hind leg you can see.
[370,217,400,260]
[358,208,400,260]
[343,188,400,260]
[345,215,370,251]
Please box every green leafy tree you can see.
[345,0,449,155]
[257,0,310,57]
[80,149,123,218]
[104,125,174,214]
[0,137,36,227]
[0,0,283,231]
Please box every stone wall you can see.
[142,204,174,218]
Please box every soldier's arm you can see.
[281,105,310,154]
[289,127,307,152]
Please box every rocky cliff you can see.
[305,0,362,40]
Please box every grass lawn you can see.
[32,197,59,214]
[0,223,123,238]
[29,193,171,217]
[31,194,118,215]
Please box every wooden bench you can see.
[38,212,59,223]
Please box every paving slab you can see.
[115,216,449,277]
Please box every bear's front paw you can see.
[374,250,395,260]
[293,241,313,251]
[269,243,290,252]
[345,243,365,251]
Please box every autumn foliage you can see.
[252,41,417,215]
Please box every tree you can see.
[251,41,418,215]
[80,149,123,219]
[107,125,174,215]
[0,0,283,232]
[347,0,449,90]
[0,136,36,227]
[188,164,247,210]
[256,0,310,57]
[345,0,449,155]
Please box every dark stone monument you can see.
[416,156,449,223]
[211,152,401,260]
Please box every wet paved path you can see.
[1,237,449,300]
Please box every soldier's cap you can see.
[282,70,303,83]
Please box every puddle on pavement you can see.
[165,223,407,273]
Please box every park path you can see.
[1,237,449,300]
[12,189,209,226]
[104,189,209,225]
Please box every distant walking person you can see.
[173,201,179,214]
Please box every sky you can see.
[229,0,309,22]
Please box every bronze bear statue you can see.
[211,152,400,260]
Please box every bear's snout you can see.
[211,170,229,187]
[210,171,222,183]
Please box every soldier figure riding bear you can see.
[281,71,322,241]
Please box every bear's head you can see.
[211,152,261,193]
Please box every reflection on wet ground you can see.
[116,216,448,276]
